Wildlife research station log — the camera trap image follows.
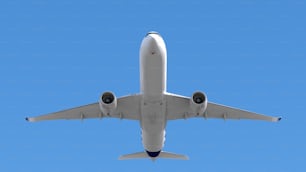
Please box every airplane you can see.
[26,31,281,160]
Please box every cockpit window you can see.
[146,31,160,37]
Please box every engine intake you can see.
[99,92,117,115]
[190,91,207,115]
[193,92,205,104]
[102,92,115,104]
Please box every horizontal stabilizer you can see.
[118,151,189,160]
[119,152,148,160]
[159,151,189,160]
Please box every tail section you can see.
[118,151,189,160]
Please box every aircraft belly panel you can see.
[141,99,166,152]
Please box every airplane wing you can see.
[165,93,281,122]
[205,102,281,122]
[26,94,141,122]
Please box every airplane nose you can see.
[140,31,166,56]
[145,31,161,46]
[145,35,158,46]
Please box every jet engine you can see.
[99,92,117,116]
[190,91,207,115]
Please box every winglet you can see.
[25,117,35,122]
[272,116,282,122]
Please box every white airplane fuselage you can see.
[140,32,167,156]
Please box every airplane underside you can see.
[26,31,281,160]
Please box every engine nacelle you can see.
[190,91,207,115]
[99,92,117,116]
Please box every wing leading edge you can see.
[165,93,281,122]
[26,94,142,122]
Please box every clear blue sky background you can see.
[1,0,305,171]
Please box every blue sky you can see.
[1,0,305,171]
